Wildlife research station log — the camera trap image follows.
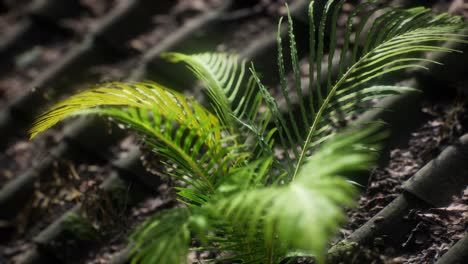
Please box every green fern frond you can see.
[163,53,275,159]
[130,208,190,264]
[273,1,468,180]
[210,127,381,264]
[96,106,245,198]
[30,82,220,141]
[29,82,247,198]
[162,52,243,127]
[217,156,274,194]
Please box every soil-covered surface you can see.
[0,0,467,263]
[339,93,468,263]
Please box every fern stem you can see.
[251,67,295,173]
[291,48,373,181]
[277,17,304,146]
[265,237,274,264]
[327,1,345,92]
[286,4,308,129]
[315,1,334,107]
[308,1,316,115]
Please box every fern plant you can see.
[29,1,467,263]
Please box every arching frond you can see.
[210,127,381,264]
[162,53,240,127]
[29,82,247,200]
[273,1,468,180]
[163,53,275,159]
[130,208,191,264]
[30,82,220,141]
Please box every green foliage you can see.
[29,1,467,263]
[209,127,381,264]
[130,208,191,264]
[63,212,98,241]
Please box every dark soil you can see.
[340,94,468,263]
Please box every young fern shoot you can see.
[29,1,467,263]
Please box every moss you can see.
[327,241,384,264]
[101,175,146,209]
[63,212,98,241]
